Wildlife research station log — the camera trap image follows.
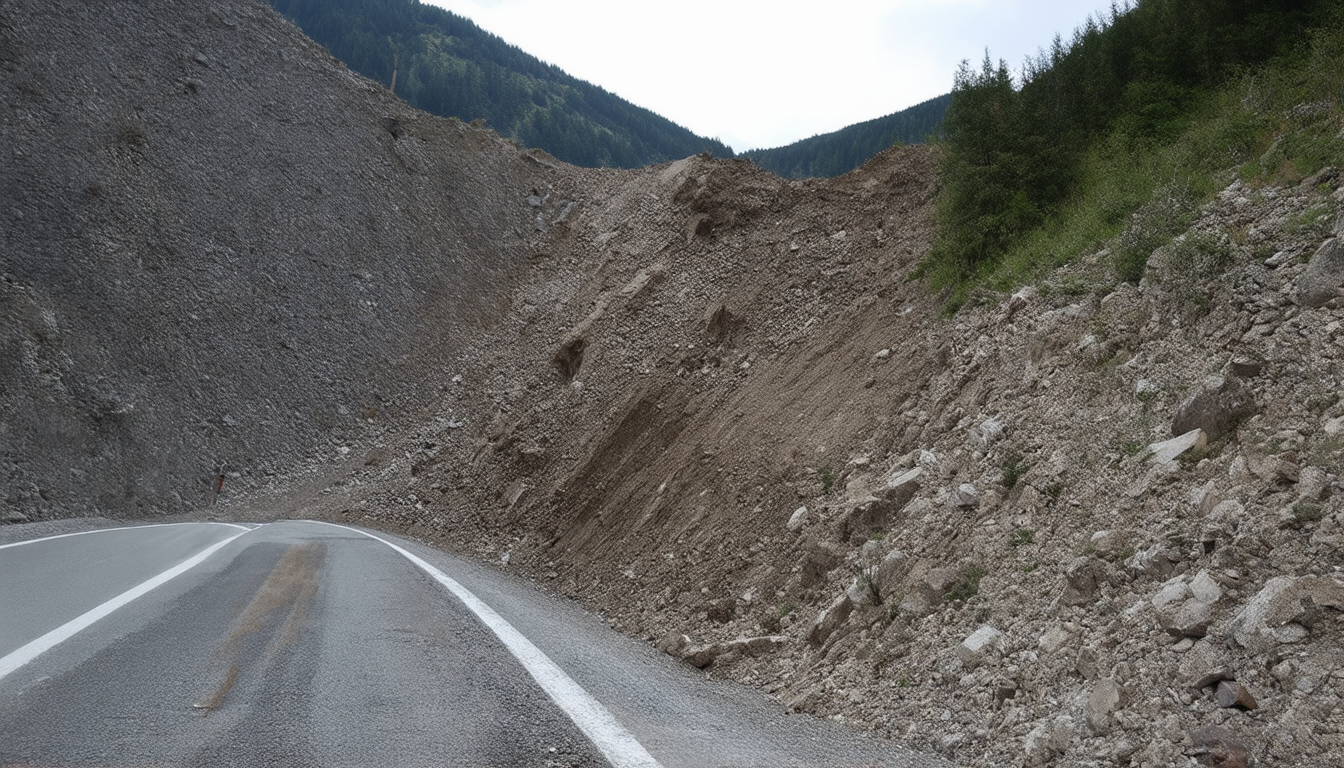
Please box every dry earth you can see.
[4,1,1344,767]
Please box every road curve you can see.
[0,520,948,768]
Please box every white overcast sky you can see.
[421,0,1120,152]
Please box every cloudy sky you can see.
[421,0,1121,152]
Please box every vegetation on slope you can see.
[269,0,733,168]
[742,94,949,179]
[922,0,1344,311]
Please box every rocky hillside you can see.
[5,1,1344,767]
[1,0,552,518]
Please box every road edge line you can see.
[0,529,251,682]
[0,521,251,551]
[314,521,663,768]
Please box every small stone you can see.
[874,348,891,360]
[1148,428,1207,465]
[787,506,808,531]
[1215,680,1259,710]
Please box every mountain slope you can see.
[743,93,949,178]
[0,0,553,517]
[267,0,734,168]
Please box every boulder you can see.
[1226,353,1264,379]
[1086,678,1125,735]
[912,566,963,605]
[682,635,793,669]
[948,483,980,509]
[839,468,922,541]
[875,548,909,597]
[798,539,844,588]
[1024,715,1075,766]
[956,624,1006,668]
[1060,556,1111,606]
[1171,376,1258,441]
[1214,680,1258,710]
[808,592,853,647]
[1188,726,1251,768]
[876,467,922,504]
[1293,237,1344,307]
[1089,529,1130,558]
[1152,571,1222,637]
[1227,575,1344,652]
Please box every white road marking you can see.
[0,529,251,682]
[0,521,251,551]
[312,521,664,768]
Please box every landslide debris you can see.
[5,2,1344,767]
[1,0,549,518]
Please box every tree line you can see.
[269,0,733,168]
[931,0,1341,277]
[743,94,949,179]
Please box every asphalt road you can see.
[0,520,948,768]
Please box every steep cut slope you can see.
[0,0,561,519]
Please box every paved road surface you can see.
[0,520,948,767]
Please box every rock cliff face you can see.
[5,1,1344,766]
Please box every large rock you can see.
[956,624,1006,668]
[1152,571,1222,637]
[1085,678,1125,735]
[1293,237,1344,307]
[682,635,793,669]
[1227,575,1344,652]
[838,467,922,541]
[1023,715,1075,766]
[1060,556,1111,606]
[808,592,854,647]
[1188,726,1251,768]
[798,539,844,588]
[1171,376,1258,441]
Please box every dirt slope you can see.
[1,0,555,517]
[5,2,1344,766]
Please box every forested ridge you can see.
[269,0,733,168]
[927,0,1344,301]
[742,94,949,179]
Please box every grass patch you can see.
[945,564,986,603]
[1001,452,1029,490]
[1008,528,1035,547]
[819,466,835,495]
